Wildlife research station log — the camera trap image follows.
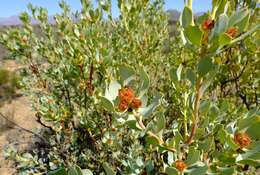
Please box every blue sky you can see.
[0,0,212,18]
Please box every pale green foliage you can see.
[0,0,259,174]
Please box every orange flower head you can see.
[107,138,113,145]
[131,98,142,109]
[234,132,251,148]
[226,27,238,38]
[118,87,135,104]
[202,19,215,30]
[118,100,129,112]
[175,160,187,172]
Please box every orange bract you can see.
[118,87,135,104]
[118,100,129,111]
[202,19,215,30]
[234,132,251,148]
[131,98,142,109]
[175,160,187,172]
[226,27,238,38]
[118,87,142,111]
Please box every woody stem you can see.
[137,116,163,144]
[186,78,202,144]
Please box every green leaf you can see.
[145,160,154,173]
[176,64,183,81]
[136,157,144,167]
[100,0,110,12]
[212,0,226,8]
[74,28,80,37]
[68,167,79,175]
[181,6,193,28]
[119,64,135,85]
[228,9,248,27]
[238,113,259,131]
[75,165,84,175]
[105,80,121,101]
[236,141,260,163]
[196,13,209,25]
[197,57,215,77]
[165,167,178,175]
[236,14,249,32]
[19,12,30,23]
[226,134,239,150]
[219,33,232,46]
[173,131,183,150]
[81,169,93,175]
[145,135,160,146]
[199,136,214,152]
[102,163,116,175]
[155,112,166,133]
[100,96,114,112]
[186,68,196,86]
[89,9,95,21]
[211,14,229,38]
[215,0,228,16]
[199,100,211,115]
[218,152,236,164]
[139,67,150,97]
[237,159,259,167]
[218,167,235,175]
[246,121,260,139]
[170,67,178,83]
[188,164,208,175]
[48,167,67,175]
[139,94,161,118]
[186,148,200,166]
[184,25,202,46]
[125,119,141,130]
[217,128,227,144]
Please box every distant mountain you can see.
[0,10,206,26]
[167,10,206,23]
[0,15,55,26]
[0,16,23,26]
[167,10,180,21]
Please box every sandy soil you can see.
[0,60,39,175]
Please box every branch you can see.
[136,114,176,152]
[0,112,49,146]
[35,112,55,133]
[220,61,247,88]
[87,61,94,95]
[186,78,202,145]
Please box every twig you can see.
[220,60,247,89]
[87,61,94,95]
[135,113,176,152]
[234,80,250,110]
[0,112,49,146]
[35,112,55,133]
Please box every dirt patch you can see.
[0,96,40,175]
[1,60,25,72]
[0,60,39,175]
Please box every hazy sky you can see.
[0,0,212,18]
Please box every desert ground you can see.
[0,60,40,175]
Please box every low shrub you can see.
[0,68,21,103]
[1,0,259,174]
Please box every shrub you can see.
[0,0,259,174]
[0,68,21,103]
